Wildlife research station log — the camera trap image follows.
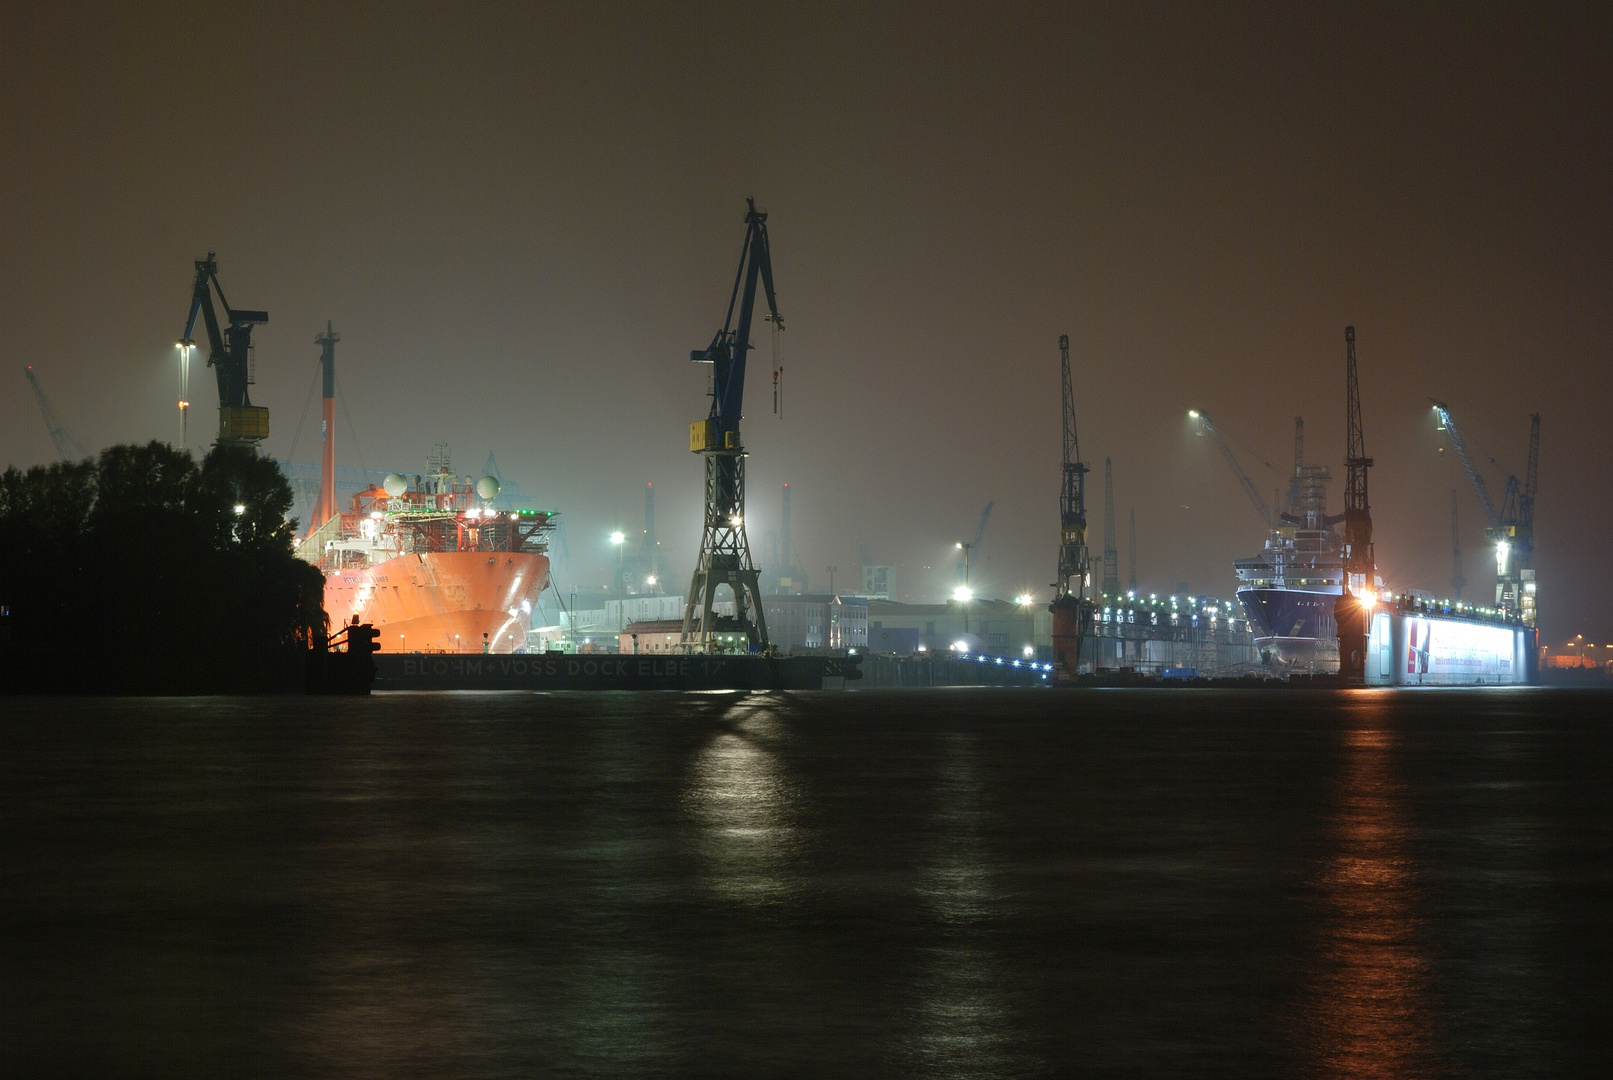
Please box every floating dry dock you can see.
[374,652,864,691]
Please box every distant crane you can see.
[959,501,993,583]
[1431,400,1540,623]
[681,200,783,651]
[1450,490,1466,601]
[1050,333,1092,682]
[1128,508,1137,594]
[1101,458,1120,597]
[1190,410,1275,527]
[24,366,88,462]
[179,252,270,448]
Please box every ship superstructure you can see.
[1234,461,1347,670]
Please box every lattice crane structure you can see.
[1050,334,1092,683]
[681,200,783,652]
[24,366,88,462]
[1430,400,1539,624]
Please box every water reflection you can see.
[1304,700,1439,1078]
[684,694,797,904]
[905,730,1012,1076]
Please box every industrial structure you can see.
[1191,410,1275,527]
[311,321,339,530]
[681,200,782,651]
[1101,458,1120,597]
[959,502,994,585]
[180,252,270,448]
[1337,325,1376,678]
[1049,333,1093,682]
[626,482,671,594]
[24,366,87,462]
[1430,401,1539,626]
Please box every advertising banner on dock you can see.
[1365,612,1529,685]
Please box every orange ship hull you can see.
[324,550,550,653]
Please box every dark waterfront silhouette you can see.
[0,442,325,693]
[1,689,1606,1076]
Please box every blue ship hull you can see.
[1237,586,1342,670]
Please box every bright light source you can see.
[610,531,625,545]
[1494,541,1510,575]
[1188,409,1199,418]
[953,586,972,602]
[646,576,657,586]
[951,641,968,652]
[233,504,245,515]
[955,541,963,549]
[1023,645,1034,657]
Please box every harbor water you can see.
[1,688,1607,1076]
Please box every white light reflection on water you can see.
[1303,697,1438,1079]
[684,694,798,904]
[905,730,1014,1076]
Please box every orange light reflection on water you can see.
[1303,699,1440,1078]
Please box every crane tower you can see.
[1050,334,1092,682]
[180,253,270,448]
[681,200,783,652]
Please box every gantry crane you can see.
[1190,410,1275,527]
[1050,334,1092,682]
[1431,400,1539,623]
[180,252,270,448]
[681,200,783,652]
[24,366,88,462]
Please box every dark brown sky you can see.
[4,2,1610,642]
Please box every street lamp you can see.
[176,342,192,449]
[611,531,626,633]
[955,541,972,634]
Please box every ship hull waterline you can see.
[324,550,549,653]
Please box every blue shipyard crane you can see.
[1050,334,1092,682]
[179,253,270,448]
[1431,400,1540,623]
[681,200,783,651]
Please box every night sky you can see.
[4,3,1609,644]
